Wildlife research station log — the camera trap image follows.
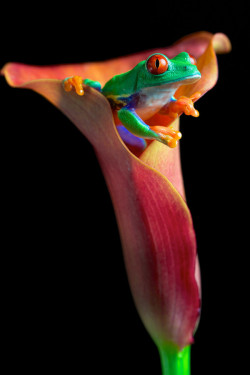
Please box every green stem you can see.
[158,345,191,375]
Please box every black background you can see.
[1,2,248,374]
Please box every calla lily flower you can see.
[1,31,231,374]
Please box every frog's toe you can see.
[174,97,199,117]
[63,76,84,96]
[150,125,182,148]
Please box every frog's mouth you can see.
[146,72,201,88]
[180,73,201,85]
[161,73,201,86]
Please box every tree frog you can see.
[63,52,201,148]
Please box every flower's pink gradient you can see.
[1,32,231,350]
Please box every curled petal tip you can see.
[213,33,232,54]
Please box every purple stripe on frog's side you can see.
[107,92,140,110]
[116,125,147,152]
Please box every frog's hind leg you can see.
[117,107,180,148]
[118,107,161,141]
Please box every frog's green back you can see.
[102,61,145,97]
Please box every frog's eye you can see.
[188,53,197,65]
[147,54,168,75]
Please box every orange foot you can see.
[162,92,201,119]
[150,125,182,148]
[63,76,84,96]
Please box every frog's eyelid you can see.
[171,52,196,65]
[187,53,197,65]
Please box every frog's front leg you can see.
[63,76,85,96]
[63,76,102,95]
[161,92,201,118]
[118,107,181,148]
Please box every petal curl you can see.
[1,32,230,89]
[175,33,231,99]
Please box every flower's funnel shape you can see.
[1,31,231,374]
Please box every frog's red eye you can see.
[188,53,197,65]
[147,54,168,75]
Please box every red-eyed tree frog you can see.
[63,52,201,148]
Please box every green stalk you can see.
[158,345,191,375]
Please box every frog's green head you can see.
[136,52,201,90]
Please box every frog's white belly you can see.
[135,84,178,120]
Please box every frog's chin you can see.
[178,73,201,85]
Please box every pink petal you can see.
[140,118,186,199]
[100,153,200,349]
[3,77,199,349]
[1,31,231,349]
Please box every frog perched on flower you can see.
[63,52,201,148]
